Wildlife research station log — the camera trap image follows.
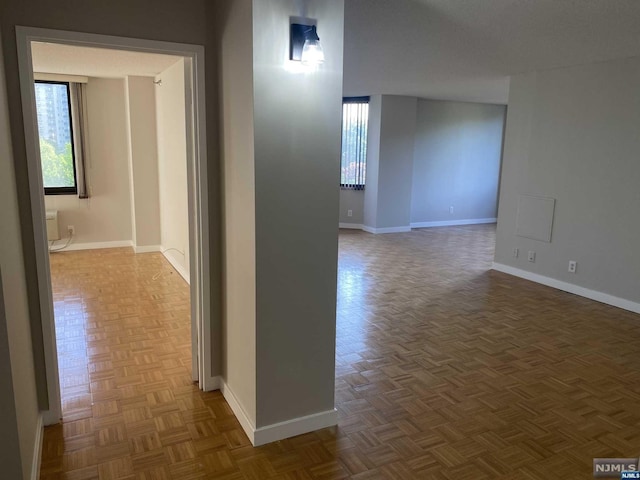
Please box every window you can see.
[340,97,369,190]
[35,81,78,195]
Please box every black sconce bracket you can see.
[290,23,317,61]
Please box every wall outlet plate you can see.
[568,260,577,273]
[528,250,536,262]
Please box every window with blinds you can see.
[340,97,369,189]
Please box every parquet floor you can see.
[41,225,640,479]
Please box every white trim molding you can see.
[492,263,640,315]
[220,381,257,445]
[133,244,162,254]
[50,241,164,254]
[362,225,412,234]
[411,218,497,229]
[338,223,364,230]
[204,375,221,392]
[31,413,43,480]
[51,240,133,252]
[253,409,338,447]
[33,72,88,83]
[220,381,338,447]
[41,409,60,426]
[162,248,190,284]
[340,219,497,233]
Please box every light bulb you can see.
[300,25,325,66]
[301,39,324,65]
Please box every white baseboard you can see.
[134,244,162,254]
[220,381,338,447]
[411,218,497,228]
[52,240,133,252]
[340,220,497,233]
[492,262,640,315]
[31,413,43,480]
[253,408,338,447]
[161,247,190,284]
[362,225,412,234]
[339,223,364,229]
[203,375,221,391]
[220,381,257,445]
[41,408,60,426]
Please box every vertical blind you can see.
[340,97,369,189]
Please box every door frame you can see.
[15,26,214,425]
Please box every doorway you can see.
[16,27,213,425]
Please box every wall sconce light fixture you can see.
[290,23,325,66]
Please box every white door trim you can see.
[15,26,214,424]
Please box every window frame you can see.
[340,96,370,190]
[35,80,79,195]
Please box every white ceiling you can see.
[343,0,640,104]
[31,42,182,78]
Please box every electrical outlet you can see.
[568,260,577,273]
[67,225,75,236]
[513,248,519,258]
[528,250,536,262]
[347,209,353,217]
[449,206,454,214]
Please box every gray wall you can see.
[338,189,364,224]
[411,100,505,224]
[364,95,417,230]
[253,0,344,428]
[0,28,40,480]
[376,96,417,228]
[495,56,640,303]
[0,272,25,480]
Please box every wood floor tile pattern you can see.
[41,226,640,479]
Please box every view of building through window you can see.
[340,98,369,189]
[35,81,77,192]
